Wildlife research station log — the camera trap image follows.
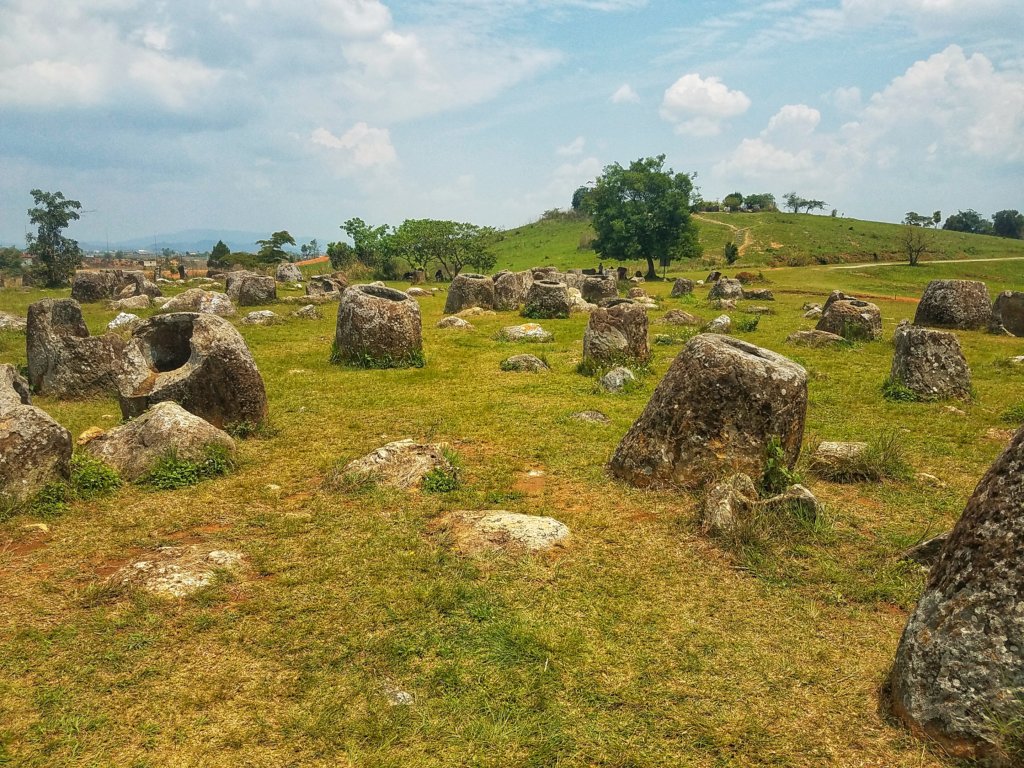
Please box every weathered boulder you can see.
[159,288,236,317]
[450,511,569,552]
[493,270,534,311]
[661,309,701,326]
[276,263,303,283]
[670,278,694,297]
[706,271,722,283]
[501,354,549,372]
[226,271,277,306]
[292,304,321,319]
[709,278,743,301]
[341,439,452,490]
[497,323,553,342]
[307,275,347,297]
[583,299,650,367]
[571,410,610,424]
[914,279,991,331]
[117,271,162,298]
[0,311,28,332]
[437,316,473,330]
[810,441,869,480]
[816,299,882,340]
[82,401,235,482]
[599,366,635,393]
[567,288,597,313]
[107,312,141,331]
[887,423,1024,764]
[0,364,72,505]
[444,273,495,314]
[608,334,807,489]
[581,274,618,305]
[26,299,127,399]
[334,284,422,368]
[890,320,971,400]
[705,314,732,334]
[742,288,774,301]
[627,287,648,300]
[118,312,268,428]
[523,280,571,319]
[71,270,122,303]
[786,329,846,348]
[241,310,283,326]
[991,290,1024,336]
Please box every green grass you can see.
[138,445,235,490]
[1,232,1022,766]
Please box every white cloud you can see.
[556,136,586,156]
[660,74,751,136]
[764,104,821,139]
[311,123,398,171]
[610,83,640,103]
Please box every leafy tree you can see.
[803,199,827,213]
[0,245,24,275]
[389,219,497,279]
[724,241,739,265]
[992,209,1024,239]
[300,238,320,258]
[342,218,391,270]
[942,209,994,235]
[722,192,743,210]
[931,210,941,227]
[208,240,231,268]
[256,230,296,263]
[26,189,83,287]
[571,186,592,212]
[903,211,931,227]
[326,241,355,270]
[783,192,803,213]
[743,192,776,211]
[901,226,928,266]
[586,155,701,279]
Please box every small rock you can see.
[108,546,245,598]
[705,314,732,334]
[943,405,967,417]
[570,410,610,424]
[292,304,321,319]
[107,312,141,331]
[76,426,106,446]
[497,323,553,342]
[709,298,737,310]
[702,473,757,534]
[810,441,869,479]
[456,307,496,318]
[241,310,282,326]
[501,354,549,372]
[915,472,945,487]
[745,306,774,315]
[341,440,454,490]
[901,532,951,568]
[1009,356,1024,366]
[383,686,414,706]
[437,316,474,329]
[803,308,823,319]
[0,311,27,331]
[661,310,701,326]
[452,511,570,552]
[786,329,845,348]
[599,366,635,393]
[109,294,151,311]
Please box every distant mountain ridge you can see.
[80,229,324,254]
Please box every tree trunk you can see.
[645,257,657,280]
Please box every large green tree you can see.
[992,209,1024,239]
[26,189,83,287]
[586,155,701,279]
[208,239,231,268]
[341,218,392,274]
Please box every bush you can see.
[760,435,801,496]
[70,453,121,499]
[735,315,760,333]
[422,448,462,493]
[139,445,234,490]
[882,376,919,402]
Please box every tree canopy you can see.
[942,209,993,235]
[26,189,82,287]
[992,209,1024,239]
[208,240,231,268]
[783,192,827,214]
[585,155,701,279]
[256,230,296,263]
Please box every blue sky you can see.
[0,0,1021,247]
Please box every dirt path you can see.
[828,256,1024,270]
[693,214,756,256]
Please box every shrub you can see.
[735,315,760,333]
[811,432,913,483]
[999,403,1024,424]
[882,376,919,402]
[423,448,462,493]
[70,453,121,499]
[735,271,758,284]
[760,435,801,496]
[140,445,234,490]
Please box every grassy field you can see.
[1,250,1022,766]
[491,211,1024,274]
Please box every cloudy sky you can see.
[1,0,1022,247]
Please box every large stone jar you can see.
[890,320,971,400]
[581,274,618,305]
[582,299,650,367]
[444,273,495,314]
[334,284,423,368]
[914,279,991,330]
[523,280,571,319]
[815,299,882,340]
[608,334,808,489]
[118,312,268,428]
[493,270,533,311]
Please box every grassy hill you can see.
[491,211,1024,274]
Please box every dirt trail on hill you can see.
[693,214,756,256]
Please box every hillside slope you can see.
[491,212,1024,274]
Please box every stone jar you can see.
[523,280,571,319]
[583,299,650,367]
[334,284,423,368]
[444,273,495,314]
